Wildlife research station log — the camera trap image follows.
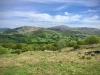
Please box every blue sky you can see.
[0,0,100,28]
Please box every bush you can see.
[67,41,77,47]
[73,44,80,50]
[84,35,100,45]
[22,45,33,52]
[2,43,15,49]
[0,46,7,55]
[79,55,85,59]
[11,49,21,55]
[77,40,85,45]
[14,43,22,49]
[86,56,91,60]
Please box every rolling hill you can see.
[0,25,100,43]
[2,25,100,36]
[14,26,40,34]
[3,26,40,34]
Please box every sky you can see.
[0,0,100,28]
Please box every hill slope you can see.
[14,26,40,34]
[3,26,40,34]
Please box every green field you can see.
[0,45,100,75]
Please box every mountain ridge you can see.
[13,26,41,34]
[3,26,41,34]
[49,25,71,31]
[1,25,100,36]
[49,25,100,36]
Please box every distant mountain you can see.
[49,25,100,36]
[3,25,100,36]
[4,26,40,34]
[75,27,100,35]
[49,25,71,31]
[0,28,10,33]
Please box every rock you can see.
[84,50,100,55]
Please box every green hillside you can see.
[1,25,96,43]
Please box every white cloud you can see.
[80,15,100,28]
[90,15,99,20]
[71,14,81,21]
[84,15,99,20]
[0,11,100,28]
[56,5,67,11]
[88,9,96,12]
[3,11,80,23]
[64,12,70,15]
[82,9,96,14]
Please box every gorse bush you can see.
[14,43,23,49]
[84,35,100,45]
[67,41,77,47]
[22,45,33,52]
[11,49,21,55]
[2,43,15,49]
[0,46,7,55]
[73,44,80,50]
[77,40,85,45]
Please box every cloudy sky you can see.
[0,0,100,28]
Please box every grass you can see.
[0,47,100,75]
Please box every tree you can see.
[84,35,100,45]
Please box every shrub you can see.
[14,43,22,49]
[80,55,85,59]
[0,46,7,55]
[67,41,77,47]
[73,44,80,50]
[86,56,91,60]
[22,45,33,52]
[11,49,21,55]
[84,35,100,45]
[77,40,85,45]
[2,43,15,49]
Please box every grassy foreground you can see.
[0,48,100,75]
